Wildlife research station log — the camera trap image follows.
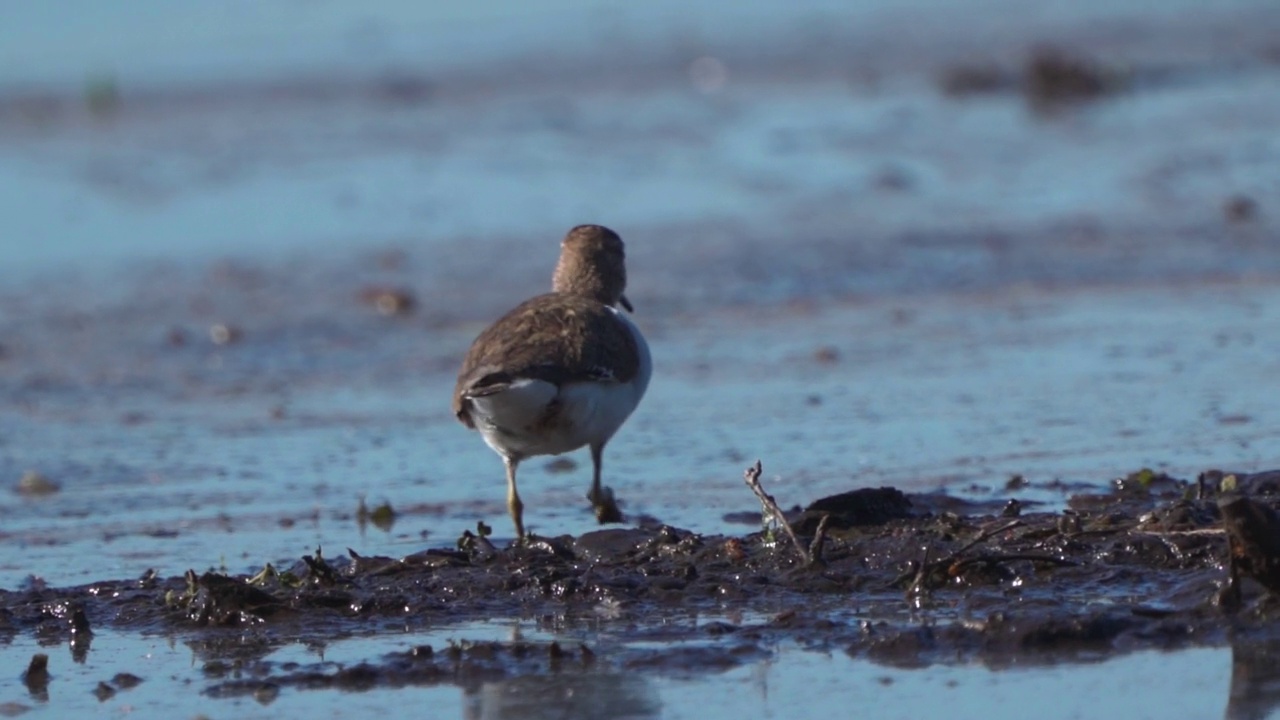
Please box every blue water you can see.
[2,0,1278,284]
[0,623,1242,719]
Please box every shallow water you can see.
[2,0,1280,717]
[2,280,1277,589]
[0,623,1243,719]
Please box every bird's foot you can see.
[589,486,624,524]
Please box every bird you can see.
[452,225,651,540]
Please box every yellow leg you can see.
[504,456,526,540]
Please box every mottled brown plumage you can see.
[451,224,651,539]
[452,294,641,427]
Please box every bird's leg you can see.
[588,443,623,524]
[504,456,526,540]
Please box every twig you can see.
[808,514,831,566]
[908,519,1025,597]
[951,519,1024,560]
[905,547,933,603]
[743,461,810,565]
[1134,528,1225,537]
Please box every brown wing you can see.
[452,293,640,426]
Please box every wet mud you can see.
[6,464,1280,706]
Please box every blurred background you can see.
[6,0,1278,292]
[1,0,1279,585]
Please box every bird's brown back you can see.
[452,293,641,426]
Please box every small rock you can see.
[796,487,914,533]
[358,287,416,316]
[15,472,59,498]
[1005,474,1029,491]
[1224,195,1259,224]
[21,654,48,686]
[813,346,840,364]
[1025,46,1123,109]
[209,324,242,345]
[111,673,142,689]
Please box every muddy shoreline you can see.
[6,462,1280,711]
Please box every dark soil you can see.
[5,464,1280,700]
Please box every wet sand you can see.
[3,273,1279,588]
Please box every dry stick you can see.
[743,461,810,565]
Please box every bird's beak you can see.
[620,294,634,313]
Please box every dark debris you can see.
[5,468,1280,691]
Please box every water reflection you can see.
[22,653,50,703]
[463,673,659,720]
[1225,637,1280,720]
[69,630,91,664]
[184,634,290,666]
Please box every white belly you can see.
[470,309,651,460]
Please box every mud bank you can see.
[5,463,1280,712]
